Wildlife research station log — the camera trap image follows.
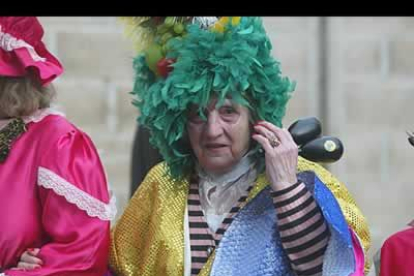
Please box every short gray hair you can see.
[0,75,56,118]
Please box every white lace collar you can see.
[0,108,65,131]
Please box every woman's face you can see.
[187,98,251,174]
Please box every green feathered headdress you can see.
[127,16,296,179]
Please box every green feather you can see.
[130,17,295,180]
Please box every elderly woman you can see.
[107,17,371,276]
[0,17,116,276]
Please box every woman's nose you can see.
[205,112,223,138]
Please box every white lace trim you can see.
[0,108,65,131]
[38,167,117,221]
[0,25,46,62]
[22,108,65,124]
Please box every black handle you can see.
[287,117,344,163]
[299,136,344,163]
[288,117,321,146]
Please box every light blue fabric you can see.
[209,171,356,276]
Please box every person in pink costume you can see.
[0,17,116,276]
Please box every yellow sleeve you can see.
[109,162,164,276]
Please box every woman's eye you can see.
[219,106,240,123]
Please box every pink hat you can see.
[0,17,63,86]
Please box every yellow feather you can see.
[117,17,156,53]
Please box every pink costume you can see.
[0,109,116,276]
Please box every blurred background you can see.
[38,16,414,275]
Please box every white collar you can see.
[0,107,65,131]
[196,150,256,185]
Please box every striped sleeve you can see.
[272,181,330,276]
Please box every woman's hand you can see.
[252,121,298,191]
[15,248,42,270]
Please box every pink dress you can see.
[0,109,116,276]
[380,225,414,276]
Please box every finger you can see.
[17,262,41,270]
[280,128,296,144]
[27,248,41,256]
[253,124,279,144]
[254,124,282,147]
[258,122,297,147]
[256,121,290,144]
[252,133,274,153]
[21,251,43,266]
